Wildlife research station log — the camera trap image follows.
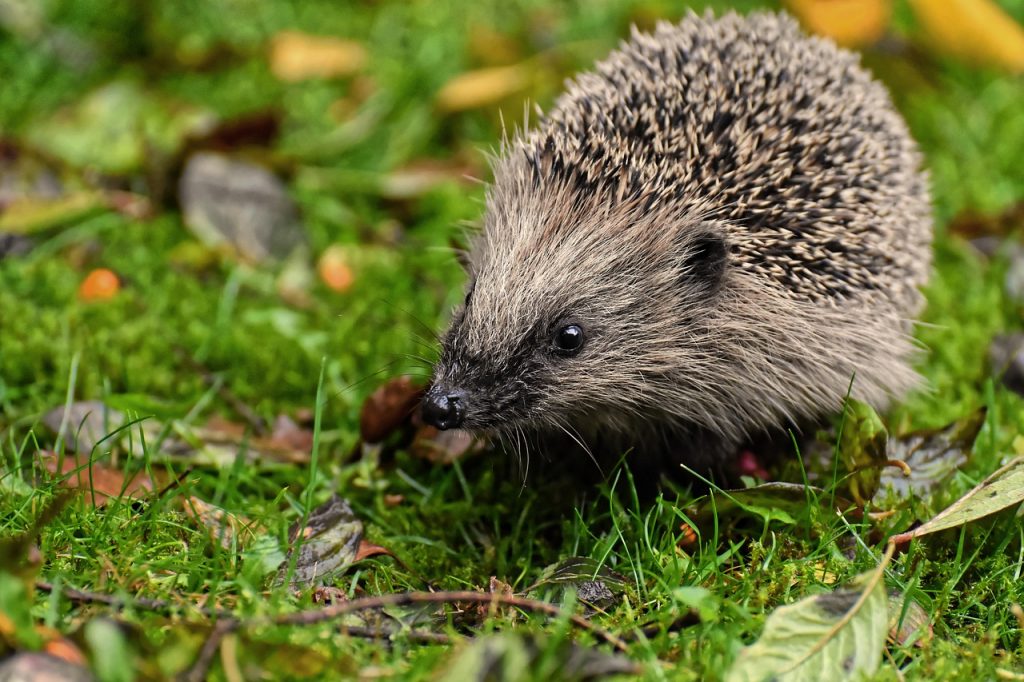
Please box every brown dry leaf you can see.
[410,427,483,465]
[888,592,932,647]
[269,31,367,82]
[786,0,891,47]
[436,64,533,112]
[183,496,261,550]
[909,0,1024,73]
[359,376,425,443]
[38,451,155,507]
[354,539,395,562]
[42,636,88,666]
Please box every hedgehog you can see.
[420,11,932,477]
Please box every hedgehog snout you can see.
[421,385,467,430]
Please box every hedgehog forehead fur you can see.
[427,11,933,461]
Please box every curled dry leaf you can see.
[725,558,891,682]
[909,0,1024,73]
[38,451,155,508]
[890,456,1024,546]
[359,376,424,443]
[269,31,367,82]
[877,407,986,500]
[410,427,483,465]
[436,64,533,112]
[183,496,261,550]
[276,495,393,587]
[888,591,932,647]
[786,0,891,47]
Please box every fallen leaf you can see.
[949,202,1024,240]
[183,496,261,550]
[269,31,367,82]
[438,633,641,682]
[359,377,424,443]
[0,652,93,682]
[909,0,1024,73]
[692,483,853,527]
[0,192,107,235]
[43,401,157,454]
[786,0,891,47]
[528,557,629,612]
[276,495,365,587]
[890,456,1024,545]
[409,427,483,465]
[839,399,888,505]
[355,539,395,562]
[436,64,533,112]
[78,268,121,302]
[318,245,355,292]
[43,636,88,666]
[888,591,932,647]
[38,451,155,507]
[877,408,986,500]
[725,561,890,681]
[24,80,214,176]
[179,151,305,264]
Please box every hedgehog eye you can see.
[552,324,585,356]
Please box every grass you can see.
[2,0,1024,679]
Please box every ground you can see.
[1,0,1024,680]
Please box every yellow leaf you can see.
[786,0,892,47]
[269,31,367,82]
[909,0,1024,72]
[436,64,532,112]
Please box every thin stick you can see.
[178,619,238,682]
[266,590,630,652]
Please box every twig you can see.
[338,625,453,645]
[37,582,627,651]
[178,619,239,682]
[35,581,230,618]
[265,590,630,652]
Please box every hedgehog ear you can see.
[677,227,727,296]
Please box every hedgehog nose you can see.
[421,388,466,430]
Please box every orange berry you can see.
[318,246,355,292]
[78,268,120,301]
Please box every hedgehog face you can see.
[422,190,731,440]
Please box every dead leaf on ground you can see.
[909,0,1024,73]
[786,0,891,47]
[439,633,640,682]
[359,376,425,443]
[38,451,157,508]
[436,64,533,112]
[182,496,262,550]
[528,557,629,613]
[187,415,313,465]
[890,456,1024,546]
[877,408,986,500]
[269,31,367,82]
[0,652,94,682]
[43,400,153,454]
[888,591,932,647]
[378,158,480,200]
[179,151,304,264]
[409,427,484,465]
[949,202,1024,241]
[276,495,394,587]
[317,244,355,293]
[725,560,891,682]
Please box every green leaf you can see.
[84,619,133,682]
[891,456,1024,544]
[725,560,890,682]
